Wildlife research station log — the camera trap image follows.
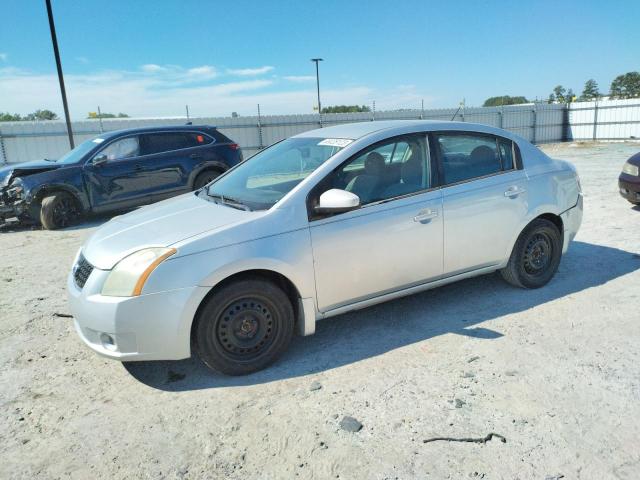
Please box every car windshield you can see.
[53,138,103,164]
[204,137,350,210]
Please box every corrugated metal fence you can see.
[1,99,638,164]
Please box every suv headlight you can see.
[622,162,639,176]
[101,247,176,297]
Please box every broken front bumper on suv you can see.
[0,179,28,221]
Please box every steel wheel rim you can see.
[216,297,276,360]
[522,232,552,275]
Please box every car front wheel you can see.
[40,192,82,230]
[194,278,294,375]
[500,218,563,289]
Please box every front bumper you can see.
[67,263,210,361]
[618,175,640,203]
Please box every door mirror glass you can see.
[315,189,360,214]
[92,153,108,166]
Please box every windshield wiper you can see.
[206,192,252,211]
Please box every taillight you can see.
[228,143,239,150]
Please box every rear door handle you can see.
[504,186,526,197]
[190,153,202,159]
[134,164,144,171]
[413,209,438,223]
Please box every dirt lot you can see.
[1,142,639,479]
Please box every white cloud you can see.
[0,66,433,119]
[140,64,168,73]
[226,66,274,76]
[0,53,7,61]
[283,75,316,82]
[186,65,217,80]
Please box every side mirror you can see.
[315,189,360,214]
[92,153,108,166]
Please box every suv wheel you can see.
[194,278,294,375]
[500,218,562,289]
[40,192,82,230]
[193,170,221,190]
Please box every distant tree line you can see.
[0,109,59,121]
[87,112,130,119]
[321,105,371,114]
[483,71,640,107]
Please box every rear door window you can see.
[435,133,502,184]
[141,132,212,155]
[498,138,515,170]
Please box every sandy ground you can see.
[1,142,639,480]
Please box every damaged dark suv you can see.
[0,125,242,229]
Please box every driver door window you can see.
[328,135,430,205]
[99,137,140,161]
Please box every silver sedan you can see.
[67,120,583,375]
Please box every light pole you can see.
[45,0,74,149]
[311,58,323,126]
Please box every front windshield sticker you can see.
[92,138,105,144]
[317,138,352,148]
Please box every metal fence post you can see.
[562,103,570,141]
[592,99,598,141]
[257,104,264,150]
[499,107,503,129]
[0,129,7,164]
[531,105,537,144]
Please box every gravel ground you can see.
[1,142,639,480]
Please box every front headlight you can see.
[101,247,176,297]
[622,162,639,176]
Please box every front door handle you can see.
[413,209,438,223]
[134,164,144,171]
[504,186,526,197]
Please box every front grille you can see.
[73,254,94,289]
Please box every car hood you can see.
[0,159,63,186]
[83,193,262,270]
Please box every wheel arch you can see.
[502,211,564,267]
[28,184,88,218]
[190,268,306,346]
[188,161,228,189]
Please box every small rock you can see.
[339,416,363,432]
[454,399,466,408]
[332,414,339,419]
[505,370,518,377]
[544,475,564,480]
[463,371,475,378]
[309,381,322,391]
[467,356,480,363]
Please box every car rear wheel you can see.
[193,170,221,190]
[40,192,82,230]
[194,278,294,375]
[500,218,562,289]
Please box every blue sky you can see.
[1,0,638,119]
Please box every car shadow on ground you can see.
[124,240,640,391]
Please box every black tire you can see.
[194,278,294,375]
[193,170,221,190]
[39,192,83,230]
[500,218,563,289]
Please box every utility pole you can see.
[45,0,74,149]
[97,105,104,133]
[311,58,323,126]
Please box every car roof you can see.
[97,124,216,139]
[293,120,513,140]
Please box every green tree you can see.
[547,93,555,104]
[0,112,23,121]
[566,88,576,103]
[25,109,58,121]
[482,95,528,107]
[321,105,371,114]
[552,85,566,103]
[579,79,600,101]
[610,71,640,99]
